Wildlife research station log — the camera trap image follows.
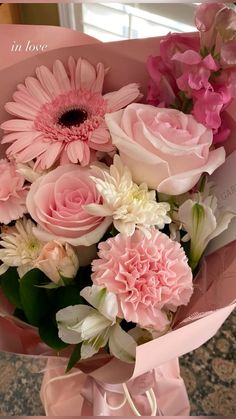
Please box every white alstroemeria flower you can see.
[85,155,171,237]
[0,217,43,277]
[178,194,235,270]
[56,285,137,363]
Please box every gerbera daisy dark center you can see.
[58,108,88,128]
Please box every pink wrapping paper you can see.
[0,28,235,416]
[40,358,190,416]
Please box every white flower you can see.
[0,217,43,277]
[56,285,137,363]
[85,155,171,236]
[178,194,235,269]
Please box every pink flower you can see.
[26,164,112,246]
[92,230,193,330]
[193,87,231,132]
[34,241,79,284]
[147,33,200,107]
[195,3,236,49]
[172,51,219,93]
[105,104,225,195]
[1,57,140,169]
[0,159,28,224]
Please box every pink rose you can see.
[0,159,28,224]
[92,230,193,330]
[26,164,112,246]
[106,104,225,195]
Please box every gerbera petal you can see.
[15,140,48,162]
[91,63,106,93]
[1,119,34,132]
[25,77,51,104]
[66,141,85,164]
[6,132,42,154]
[35,65,62,98]
[39,142,63,169]
[89,126,111,145]
[75,58,96,91]
[104,83,141,112]
[68,56,76,90]
[53,60,71,93]
[2,131,32,144]
[13,91,41,112]
[5,102,38,120]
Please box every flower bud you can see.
[35,241,79,284]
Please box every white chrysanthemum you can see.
[85,155,171,236]
[0,217,43,277]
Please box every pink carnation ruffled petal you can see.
[92,230,193,331]
[0,159,28,224]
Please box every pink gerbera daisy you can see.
[1,57,140,169]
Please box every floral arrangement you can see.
[0,3,235,373]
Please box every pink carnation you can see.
[0,159,28,224]
[92,230,193,331]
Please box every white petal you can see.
[80,312,111,340]
[58,324,82,345]
[208,210,235,241]
[81,285,118,321]
[81,341,99,359]
[109,324,137,363]
[56,304,93,324]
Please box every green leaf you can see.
[66,343,82,372]
[54,286,84,311]
[20,268,50,326]
[0,267,22,309]
[39,316,69,351]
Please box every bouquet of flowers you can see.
[0,3,235,416]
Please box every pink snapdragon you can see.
[147,4,236,145]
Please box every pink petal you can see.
[5,102,38,120]
[172,50,201,65]
[6,132,42,154]
[68,56,76,90]
[35,66,62,98]
[91,63,106,93]
[195,3,224,31]
[53,60,71,93]
[25,77,51,104]
[221,41,236,66]
[13,91,41,112]
[1,119,34,132]
[89,126,110,144]
[37,142,63,169]
[15,140,49,163]
[105,83,140,112]
[75,58,96,91]
[66,140,85,164]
